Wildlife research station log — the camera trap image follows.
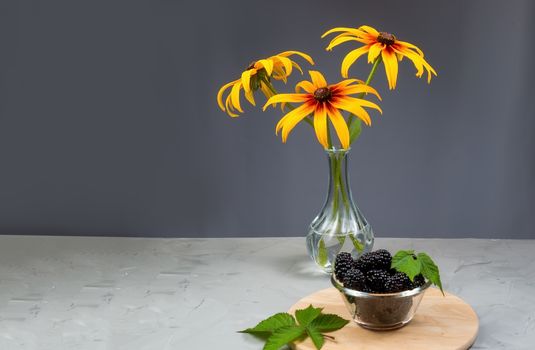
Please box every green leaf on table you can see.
[309,314,350,332]
[263,325,305,350]
[241,306,350,350]
[417,252,444,295]
[318,239,328,267]
[295,305,323,327]
[349,234,364,252]
[391,250,421,281]
[240,312,296,335]
[349,117,362,143]
[306,328,325,350]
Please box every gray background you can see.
[0,0,533,238]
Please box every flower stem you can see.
[330,152,349,246]
[362,56,383,89]
[347,56,383,144]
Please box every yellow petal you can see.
[313,104,329,148]
[241,70,254,93]
[217,80,238,111]
[367,42,384,63]
[332,79,361,88]
[326,106,350,149]
[334,96,383,115]
[230,81,244,112]
[426,63,438,83]
[257,59,274,75]
[381,49,398,89]
[336,83,382,100]
[321,27,366,38]
[277,51,315,65]
[275,103,309,133]
[274,56,293,77]
[295,80,316,93]
[331,98,373,126]
[279,104,316,142]
[394,47,437,82]
[263,93,308,110]
[393,47,423,77]
[292,61,304,74]
[358,25,379,36]
[395,40,425,57]
[292,61,303,74]
[341,46,370,78]
[225,94,239,117]
[272,66,288,83]
[326,36,363,51]
[244,89,256,106]
[309,70,328,88]
[329,31,371,43]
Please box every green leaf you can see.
[241,307,350,350]
[306,328,325,350]
[263,326,305,350]
[295,305,323,327]
[240,313,296,334]
[318,239,328,267]
[349,117,362,143]
[417,252,444,295]
[349,234,364,252]
[309,314,350,333]
[391,250,421,281]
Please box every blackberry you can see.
[355,249,392,272]
[354,252,375,272]
[372,249,393,269]
[413,274,426,288]
[342,268,366,290]
[334,252,354,281]
[385,272,412,293]
[366,269,390,293]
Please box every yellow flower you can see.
[263,71,382,149]
[217,51,314,117]
[322,25,437,89]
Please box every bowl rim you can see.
[331,274,431,298]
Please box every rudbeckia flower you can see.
[263,71,382,149]
[322,25,437,89]
[217,51,314,117]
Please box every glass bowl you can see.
[331,275,431,330]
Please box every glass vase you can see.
[306,148,374,273]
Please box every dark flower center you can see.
[377,32,396,46]
[313,87,332,102]
[246,61,256,70]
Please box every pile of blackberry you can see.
[334,249,426,293]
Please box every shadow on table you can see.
[268,251,330,281]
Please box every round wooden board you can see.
[288,287,478,350]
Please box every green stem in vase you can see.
[336,153,350,210]
[318,239,328,267]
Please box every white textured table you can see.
[0,236,533,350]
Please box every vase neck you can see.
[324,149,355,213]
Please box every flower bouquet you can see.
[217,25,436,272]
